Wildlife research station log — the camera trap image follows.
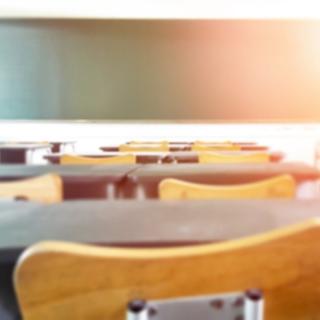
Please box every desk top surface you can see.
[0,143,52,150]
[128,162,320,182]
[0,199,319,252]
[0,164,140,180]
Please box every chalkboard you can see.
[0,19,320,120]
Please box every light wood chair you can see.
[0,174,62,203]
[159,175,295,200]
[192,143,241,152]
[198,152,270,164]
[194,140,234,144]
[14,219,320,320]
[60,154,136,165]
[128,141,168,145]
[119,143,169,152]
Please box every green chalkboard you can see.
[1,19,320,120]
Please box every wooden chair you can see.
[14,219,320,319]
[198,152,270,164]
[194,140,234,144]
[194,140,257,145]
[159,175,295,200]
[119,143,169,152]
[0,174,62,203]
[128,141,168,145]
[192,143,241,152]
[60,154,136,165]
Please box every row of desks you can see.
[45,150,284,164]
[0,164,138,199]
[123,162,320,198]
[0,142,275,164]
[101,144,269,152]
[0,142,317,319]
[0,162,318,199]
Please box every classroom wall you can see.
[1,20,320,120]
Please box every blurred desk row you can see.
[0,162,317,199]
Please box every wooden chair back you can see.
[159,175,295,200]
[14,219,320,319]
[198,152,270,164]
[192,143,241,152]
[119,143,169,152]
[128,141,168,145]
[0,174,62,203]
[60,154,136,165]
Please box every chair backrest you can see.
[128,141,168,145]
[0,174,62,203]
[159,175,295,200]
[60,154,136,165]
[192,143,241,152]
[14,219,320,320]
[194,140,257,145]
[198,152,270,164]
[119,143,169,152]
[194,140,233,144]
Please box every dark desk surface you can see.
[47,141,76,153]
[124,162,320,198]
[0,144,53,165]
[46,151,284,164]
[0,141,74,146]
[0,143,52,150]
[129,162,319,181]
[0,164,139,182]
[0,165,141,199]
[1,199,320,254]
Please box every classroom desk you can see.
[1,199,320,256]
[1,199,320,320]
[101,144,269,152]
[49,141,75,153]
[0,165,139,199]
[0,143,52,164]
[126,141,258,145]
[122,162,320,199]
[46,151,284,164]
